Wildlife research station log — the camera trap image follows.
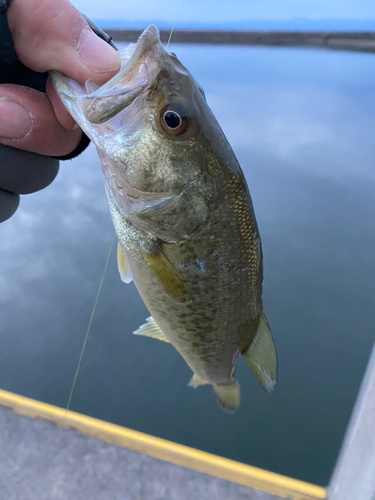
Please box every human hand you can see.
[0,0,121,222]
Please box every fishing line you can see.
[65,232,116,415]
[166,0,182,48]
[47,232,115,469]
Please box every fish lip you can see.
[93,25,161,92]
[80,25,162,124]
[50,25,160,98]
[115,25,160,81]
[132,25,161,63]
[50,25,163,129]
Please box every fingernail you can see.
[79,28,121,73]
[0,99,33,140]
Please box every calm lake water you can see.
[1,44,375,487]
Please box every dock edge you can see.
[0,388,326,500]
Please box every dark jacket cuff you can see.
[52,133,91,161]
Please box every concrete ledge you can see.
[0,405,277,500]
[0,389,326,500]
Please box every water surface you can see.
[1,45,375,486]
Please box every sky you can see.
[71,0,375,24]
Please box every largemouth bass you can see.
[51,25,277,411]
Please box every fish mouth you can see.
[82,25,163,124]
[50,25,164,136]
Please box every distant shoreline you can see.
[104,30,375,53]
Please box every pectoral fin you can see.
[133,317,170,342]
[243,313,277,392]
[142,246,189,303]
[117,242,133,284]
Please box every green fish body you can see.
[51,25,277,411]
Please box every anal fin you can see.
[117,242,132,284]
[213,381,240,413]
[243,313,277,392]
[133,317,170,343]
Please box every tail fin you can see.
[243,313,277,392]
[213,381,240,412]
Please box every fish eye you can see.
[160,105,188,136]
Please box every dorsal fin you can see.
[242,313,277,392]
[133,317,170,342]
[117,242,133,284]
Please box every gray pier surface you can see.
[105,29,375,53]
[0,405,279,500]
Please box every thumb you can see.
[7,0,121,84]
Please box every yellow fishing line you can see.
[64,232,116,415]
[48,232,115,468]
[167,0,182,48]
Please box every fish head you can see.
[51,25,234,241]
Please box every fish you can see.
[50,25,277,412]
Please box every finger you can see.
[7,0,120,84]
[46,76,77,130]
[0,84,83,156]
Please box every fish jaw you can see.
[49,25,163,146]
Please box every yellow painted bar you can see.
[0,388,326,500]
